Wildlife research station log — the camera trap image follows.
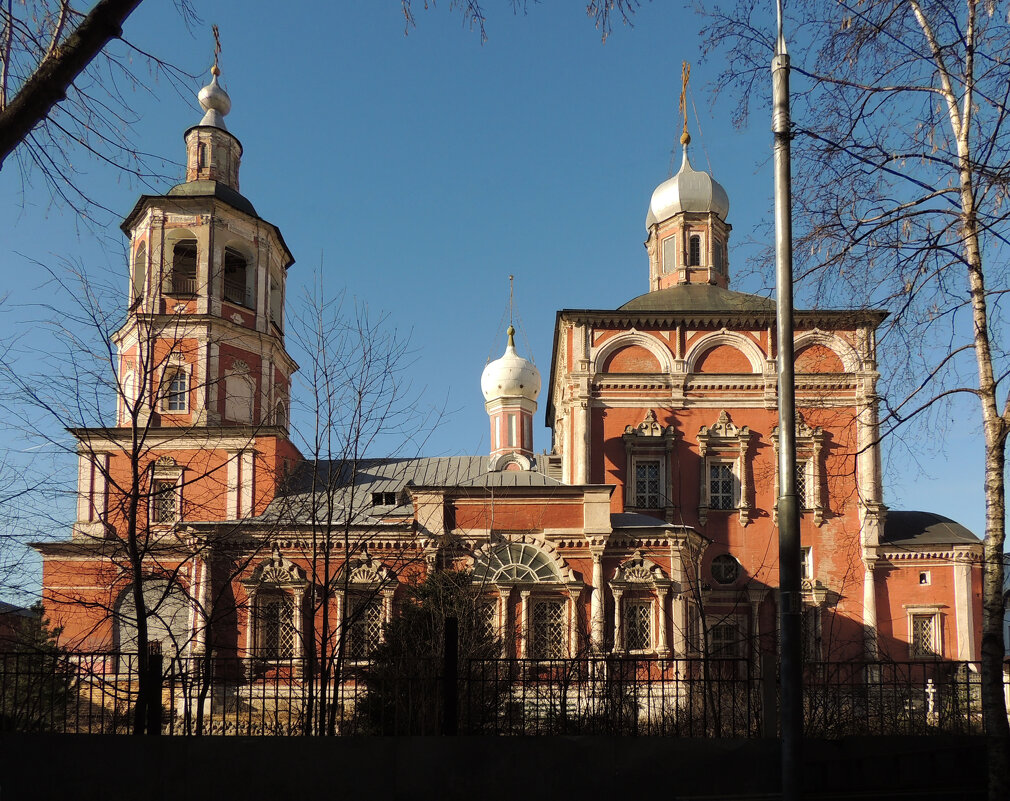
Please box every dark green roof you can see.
[883,511,979,546]
[619,284,775,313]
[166,179,257,217]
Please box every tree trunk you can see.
[0,0,142,167]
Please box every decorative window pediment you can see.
[243,547,308,590]
[697,411,754,526]
[623,410,677,514]
[771,412,829,526]
[610,549,672,590]
[609,550,672,656]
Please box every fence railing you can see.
[0,651,987,736]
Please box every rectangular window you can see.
[165,370,188,412]
[634,459,662,508]
[624,601,652,652]
[709,462,736,510]
[348,598,383,660]
[257,591,295,660]
[371,492,397,507]
[151,480,178,524]
[531,599,565,659]
[795,461,809,509]
[800,547,812,581]
[661,236,677,274]
[911,613,939,658]
[507,413,516,448]
[709,619,739,658]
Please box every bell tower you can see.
[481,326,541,467]
[114,63,296,433]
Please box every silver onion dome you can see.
[197,66,231,130]
[481,326,541,403]
[646,143,730,228]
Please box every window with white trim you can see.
[624,600,652,652]
[795,461,810,509]
[911,613,940,658]
[348,597,383,660]
[531,599,565,659]
[709,617,741,658]
[709,462,737,510]
[634,458,662,509]
[688,234,701,266]
[256,589,295,660]
[150,479,179,524]
[800,547,813,581]
[164,370,188,413]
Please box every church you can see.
[35,63,983,672]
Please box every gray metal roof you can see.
[610,512,678,529]
[882,511,980,547]
[256,456,566,525]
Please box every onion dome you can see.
[197,65,231,130]
[646,143,730,228]
[481,326,541,403]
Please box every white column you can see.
[863,560,878,659]
[574,401,590,484]
[380,588,395,644]
[292,587,304,659]
[520,590,531,659]
[590,550,605,652]
[226,451,239,519]
[613,589,625,653]
[244,587,257,658]
[240,450,254,518]
[656,588,669,656]
[954,557,975,661]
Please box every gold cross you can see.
[679,61,691,145]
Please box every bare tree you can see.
[701,1,1010,795]
[0,0,196,217]
[0,262,276,734]
[278,281,440,734]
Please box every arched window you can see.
[688,235,701,267]
[132,244,147,303]
[223,248,250,307]
[114,579,190,668]
[171,240,198,295]
[274,400,288,428]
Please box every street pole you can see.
[773,2,802,799]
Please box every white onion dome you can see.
[481,326,541,403]
[646,143,729,228]
[197,65,231,130]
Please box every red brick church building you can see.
[36,67,983,670]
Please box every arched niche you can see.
[592,331,675,375]
[685,332,765,374]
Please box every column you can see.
[225,451,239,519]
[380,588,396,645]
[519,590,531,659]
[292,587,305,659]
[590,549,605,652]
[657,587,669,656]
[240,450,254,518]
[244,586,257,659]
[612,589,625,654]
[953,557,975,661]
[862,559,878,659]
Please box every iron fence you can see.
[0,650,989,736]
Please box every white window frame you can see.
[623,598,653,653]
[697,411,753,526]
[150,477,180,525]
[631,455,664,510]
[708,460,739,511]
[530,597,567,660]
[800,547,813,582]
[159,355,192,415]
[906,605,943,659]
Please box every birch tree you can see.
[701,1,1010,795]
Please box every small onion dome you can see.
[481,326,541,403]
[197,65,232,130]
[646,143,729,228]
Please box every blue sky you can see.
[0,1,989,599]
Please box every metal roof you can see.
[882,511,980,546]
[619,284,775,313]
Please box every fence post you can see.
[761,652,778,738]
[146,641,163,736]
[442,616,458,735]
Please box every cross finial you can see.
[212,24,222,76]
[508,274,514,327]
[679,61,691,146]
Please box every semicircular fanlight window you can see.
[474,542,561,584]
